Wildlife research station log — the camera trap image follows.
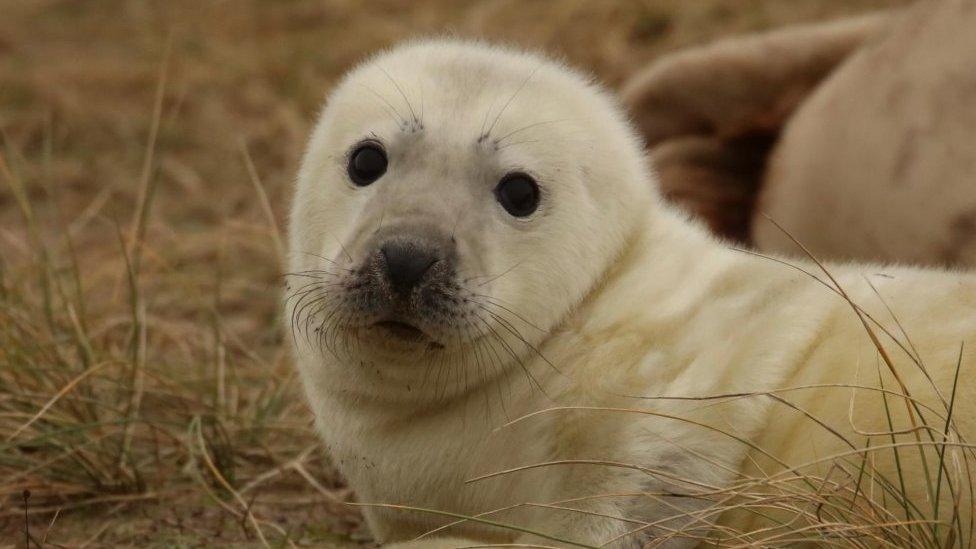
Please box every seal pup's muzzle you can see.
[347,224,460,347]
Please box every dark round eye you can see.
[494,173,540,217]
[347,143,387,186]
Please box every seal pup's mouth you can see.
[374,319,429,342]
[371,319,447,351]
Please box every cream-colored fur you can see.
[287,39,976,547]
[755,0,976,267]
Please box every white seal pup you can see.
[286,39,976,547]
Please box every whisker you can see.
[478,263,523,288]
[472,312,548,400]
[356,82,406,126]
[418,79,425,126]
[493,118,570,144]
[284,280,336,308]
[484,64,543,140]
[305,296,339,344]
[495,139,540,151]
[320,303,350,359]
[451,206,468,241]
[465,260,524,287]
[469,313,513,423]
[473,295,547,334]
[479,93,501,142]
[378,66,419,125]
[478,306,561,377]
[289,284,333,346]
[459,316,493,420]
[296,250,354,272]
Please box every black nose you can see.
[380,242,439,294]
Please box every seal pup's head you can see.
[287,39,658,397]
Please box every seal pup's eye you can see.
[494,173,540,217]
[348,143,388,186]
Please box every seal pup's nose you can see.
[380,241,439,294]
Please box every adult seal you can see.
[286,39,976,547]
[623,0,976,268]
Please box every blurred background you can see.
[0,1,905,546]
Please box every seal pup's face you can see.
[287,40,655,394]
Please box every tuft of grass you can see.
[0,129,355,546]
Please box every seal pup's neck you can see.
[530,203,733,391]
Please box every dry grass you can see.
[0,0,912,546]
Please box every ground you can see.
[0,1,905,547]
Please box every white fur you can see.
[287,39,976,547]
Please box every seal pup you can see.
[286,39,976,547]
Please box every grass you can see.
[0,0,917,546]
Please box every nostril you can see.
[380,242,440,293]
